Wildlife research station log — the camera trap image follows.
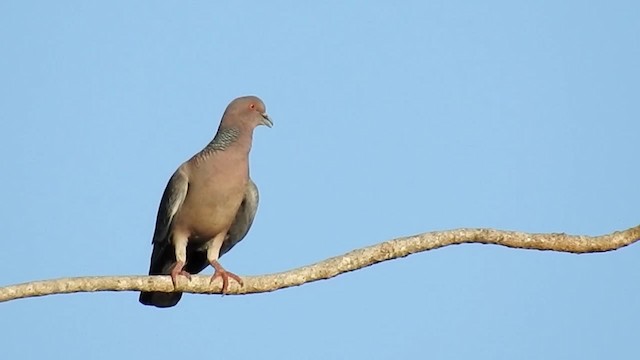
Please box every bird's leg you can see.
[209,260,244,294]
[207,233,244,294]
[171,236,192,288]
[169,261,192,288]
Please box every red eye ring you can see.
[249,104,256,109]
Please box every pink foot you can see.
[209,260,243,294]
[170,261,192,288]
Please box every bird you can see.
[139,95,272,308]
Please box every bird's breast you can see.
[172,159,249,241]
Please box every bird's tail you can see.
[139,290,182,308]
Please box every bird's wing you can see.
[140,167,190,308]
[220,178,260,256]
[151,167,189,245]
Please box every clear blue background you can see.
[1,1,638,359]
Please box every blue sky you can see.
[1,1,639,359]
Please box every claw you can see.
[209,260,244,294]
[170,261,192,288]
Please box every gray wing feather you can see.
[220,178,259,256]
[151,167,189,245]
[139,168,189,307]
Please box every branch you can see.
[2,225,639,303]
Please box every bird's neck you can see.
[196,126,253,160]
[207,127,242,151]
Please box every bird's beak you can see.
[260,113,273,128]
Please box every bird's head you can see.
[222,95,273,130]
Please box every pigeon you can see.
[139,95,272,308]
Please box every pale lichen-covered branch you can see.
[2,225,639,303]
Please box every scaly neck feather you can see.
[193,127,250,165]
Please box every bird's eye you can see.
[249,104,256,109]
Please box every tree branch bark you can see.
[2,225,639,303]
